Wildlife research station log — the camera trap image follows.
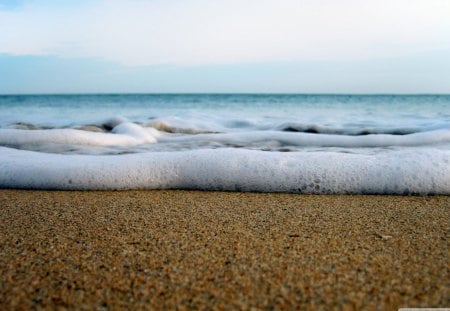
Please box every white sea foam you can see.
[161,129,450,148]
[2,125,448,154]
[0,146,449,194]
[0,121,159,149]
[1,95,449,193]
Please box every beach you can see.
[2,0,450,309]
[0,190,448,309]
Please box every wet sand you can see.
[0,190,448,310]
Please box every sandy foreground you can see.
[0,190,448,310]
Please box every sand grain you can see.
[0,190,448,309]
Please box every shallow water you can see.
[0,94,449,193]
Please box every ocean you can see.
[0,94,449,194]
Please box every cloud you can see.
[1,0,450,66]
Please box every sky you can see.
[0,0,450,94]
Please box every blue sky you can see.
[1,0,450,94]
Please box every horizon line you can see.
[1,92,450,96]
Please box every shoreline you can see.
[1,190,448,309]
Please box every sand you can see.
[0,190,448,310]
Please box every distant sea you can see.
[1,94,449,194]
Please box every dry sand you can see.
[0,190,448,310]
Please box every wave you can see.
[274,122,449,136]
[0,120,159,149]
[0,147,448,194]
[161,129,450,148]
[1,123,449,154]
[147,120,219,134]
[277,123,422,135]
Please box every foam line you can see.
[0,147,448,194]
[160,129,450,148]
[0,123,159,147]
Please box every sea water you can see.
[0,94,449,194]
